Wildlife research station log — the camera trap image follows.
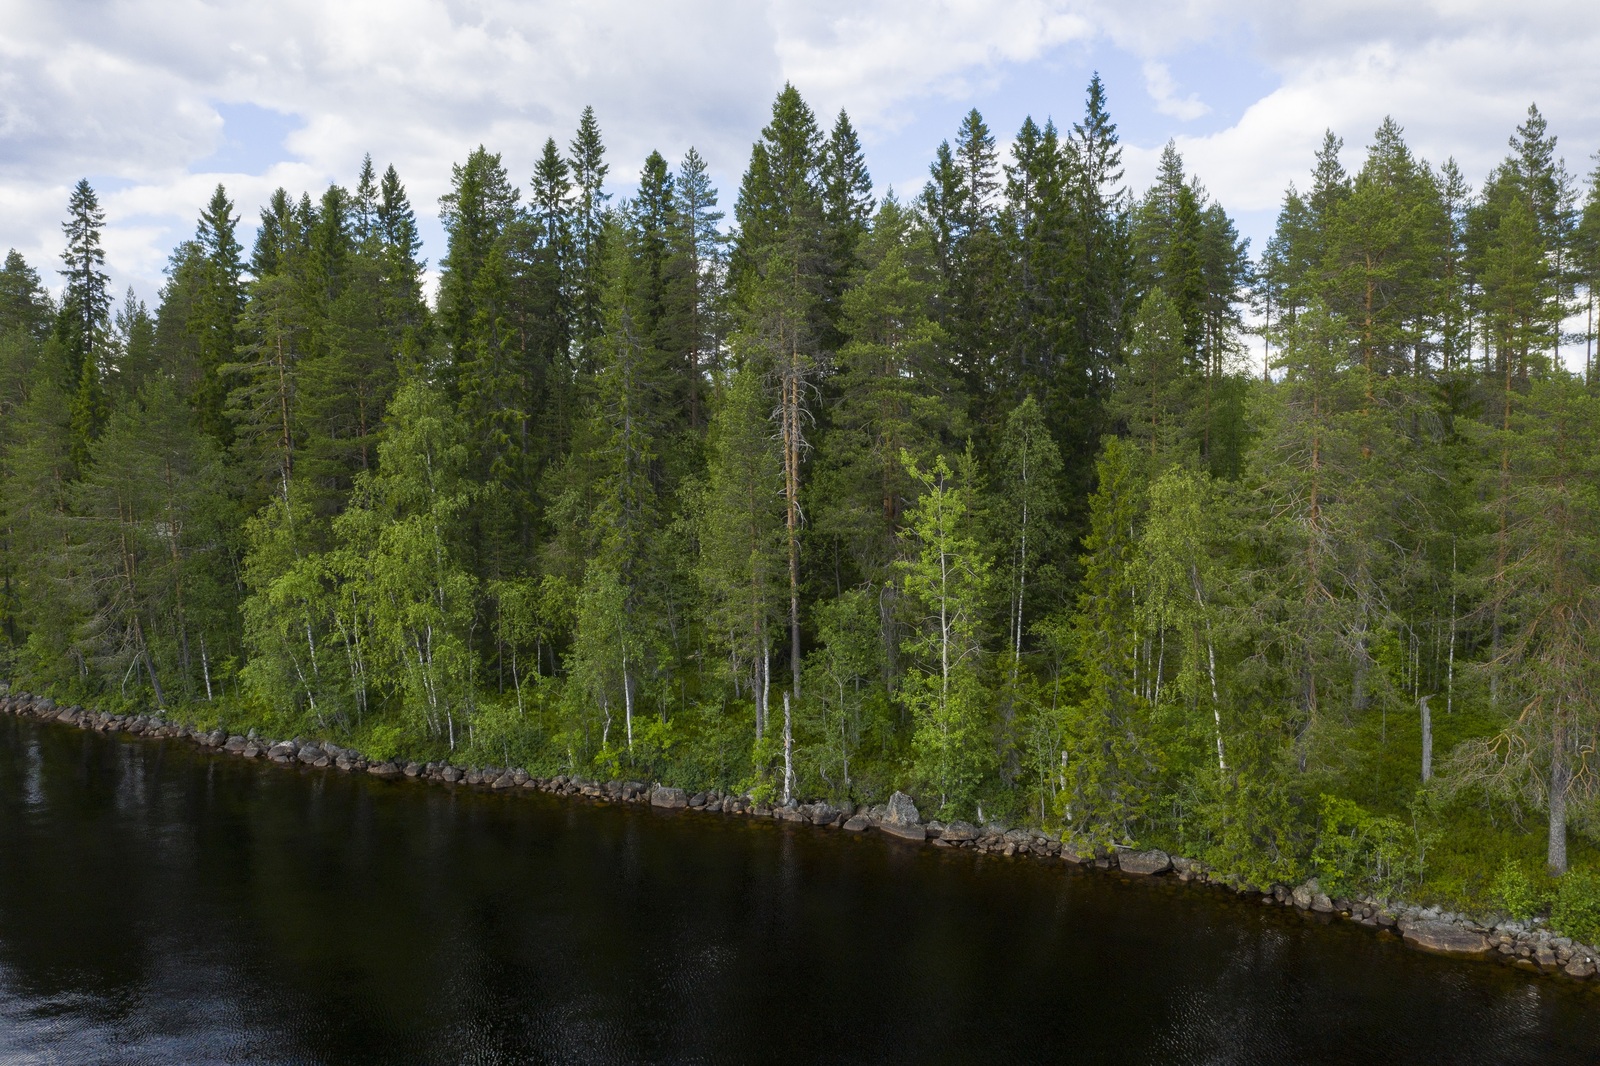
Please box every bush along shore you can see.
[5,690,1596,984]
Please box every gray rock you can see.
[1291,879,1334,912]
[809,802,838,826]
[884,791,921,827]
[941,820,979,842]
[1565,956,1596,978]
[492,772,516,790]
[651,786,688,809]
[1401,920,1493,958]
[880,820,927,842]
[843,815,873,832]
[1118,849,1172,876]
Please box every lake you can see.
[2,714,1597,1064]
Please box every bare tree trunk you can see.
[782,691,794,805]
[1550,722,1570,875]
[1419,695,1432,782]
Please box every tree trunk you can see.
[1419,695,1432,782]
[1550,725,1570,875]
[782,691,794,805]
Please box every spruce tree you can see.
[569,106,611,368]
[57,179,112,464]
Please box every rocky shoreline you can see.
[5,689,1596,984]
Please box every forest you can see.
[4,75,1600,922]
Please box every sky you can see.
[4,0,1599,316]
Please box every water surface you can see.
[2,715,1597,1064]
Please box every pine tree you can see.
[813,193,955,603]
[0,250,54,340]
[1453,375,1600,874]
[732,84,829,698]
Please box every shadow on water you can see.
[2,714,1599,1065]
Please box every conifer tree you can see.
[0,250,54,340]
[57,179,112,463]
[190,184,245,443]
[1453,375,1600,874]
[698,366,783,739]
[569,106,611,367]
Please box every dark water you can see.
[2,718,1598,1065]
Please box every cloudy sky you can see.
[3,0,1598,308]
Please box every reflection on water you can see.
[2,715,1598,1065]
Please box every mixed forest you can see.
[5,77,1600,919]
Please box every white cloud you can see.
[1141,60,1209,121]
[1134,2,1600,217]
[3,0,1600,305]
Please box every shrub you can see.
[1551,869,1600,946]
[1312,794,1431,901]
[1489,857,1543,920]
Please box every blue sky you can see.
[3,1,1597,321]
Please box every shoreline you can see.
[4,689,1596,985]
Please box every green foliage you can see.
[897,448,994,817]
[9,85,1600,923]
[1552,869,1600,946]
[1490,857,1544,921]
[1312,794,1433,901]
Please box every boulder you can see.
[1565,956,1596,979]
[843,815,873,832]
[1401,920,1493,958]
[879,820,927,842]
[651,786,688,809]
[809,802,838,826]
[941,820,979,842]
[1291,879,1334,913]
[884,791,921,828]
[1118,849,1173,876]
[367,761,401,778]
[492,772,516,790]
